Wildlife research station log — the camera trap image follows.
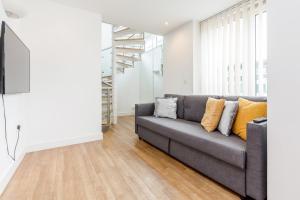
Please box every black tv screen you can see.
[0,21,30,94]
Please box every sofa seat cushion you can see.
[137,116,246,169]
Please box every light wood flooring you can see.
[1,116,239,200]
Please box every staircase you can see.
[101,26,145,130]
[102,75,113,131]
[113,26,145,72]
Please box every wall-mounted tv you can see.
[0,21,30,94]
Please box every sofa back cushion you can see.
[221,96,267,102]
[184,95,220,122]
[165,94,185,119]
[182,95,267,123]
[163,95,267,122]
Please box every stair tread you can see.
[116,55,141,60]
[114,38,144,41]
[113,30,142,38]
[116,61,133,67]
[113,27,129,33]
[116,47,144,50]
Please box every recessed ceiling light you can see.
[164,21,169,26]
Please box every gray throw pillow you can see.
[154,97,177,119]
[218,101,239,136]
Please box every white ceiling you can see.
[30,0,242,34]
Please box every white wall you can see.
[0,0,102,193]
[10,0,102,147]
[163,21,200,95]
[0,1,28,193]
[268,1,300,199]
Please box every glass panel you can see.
[139,34,164,102]
[101,23,113,77]
[101,48,112,77]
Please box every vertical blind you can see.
[200,0,267,96]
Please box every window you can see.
[200,0,267,96]
[145,33,163,52]
[255,12,267,96]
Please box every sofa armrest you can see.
[135,103,155,133]
[246,120,267,200]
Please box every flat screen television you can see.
[0,21,30,94]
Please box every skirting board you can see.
[117,112,134,117]
[26,132,103,153]
[0,132,103,195]
[0,151,26,195]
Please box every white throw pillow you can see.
[218,101,239,136]
[154,98,177,119]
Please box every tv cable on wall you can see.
[0,21,30,161]
[2,94,21,161]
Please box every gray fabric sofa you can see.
[135,94,267,200]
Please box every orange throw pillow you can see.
[232,98,267,140]
[201,98,225,132]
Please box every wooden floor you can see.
[1,116,239,200]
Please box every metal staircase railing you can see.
[102,75,113,131]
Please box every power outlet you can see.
[17,125,21,130]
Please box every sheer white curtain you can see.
[200,0,267,96]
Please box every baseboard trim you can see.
[26,132,103,153]
[0,151,26,195]
[0,132,103,196]
[117,112,134,117]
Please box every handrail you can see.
[102,86,112,126]
[102,46,112,52]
